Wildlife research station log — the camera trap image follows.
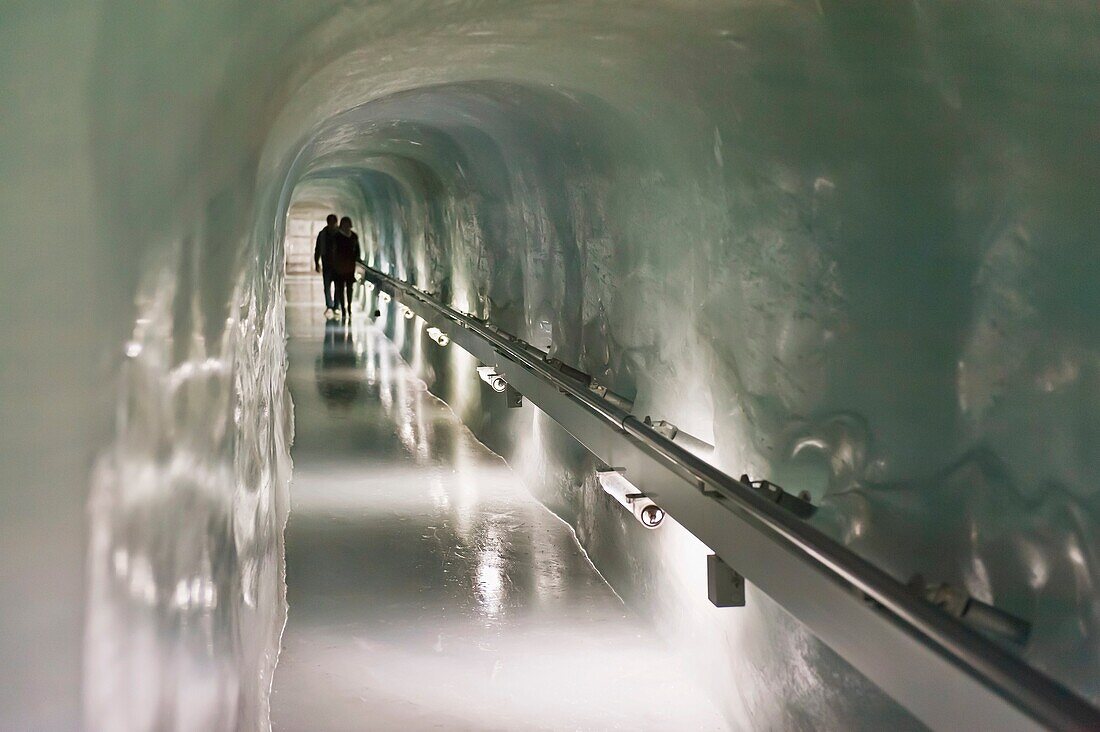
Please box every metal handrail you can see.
[362,265,1100,731]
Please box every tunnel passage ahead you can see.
[270,274,727,731]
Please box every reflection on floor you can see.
[271,275,727,731]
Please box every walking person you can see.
[331,216,361,324]
[313,213,339,319]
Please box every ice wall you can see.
[1,5,102,728]
[2,1,1099,729]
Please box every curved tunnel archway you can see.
[3,2,1099,730]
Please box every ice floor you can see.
[270,275,728,731]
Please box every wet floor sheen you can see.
[271,275,727,731]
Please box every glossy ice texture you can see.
[272,276,727,730]
[83,270,291,730]
[1,1,1099,729]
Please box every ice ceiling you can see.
[2,1,1099,730]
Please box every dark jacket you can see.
[331,230,360,278]
[314,225,337,270]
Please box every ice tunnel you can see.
[3,1,1100,730]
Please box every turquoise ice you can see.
[2,2,1098,729]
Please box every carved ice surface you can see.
[85,270,291,731]
[1,1,1098,730]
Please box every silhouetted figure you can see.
[331,216,360,323]
[313,213,339,318]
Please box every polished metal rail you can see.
[362,265,1100,731]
